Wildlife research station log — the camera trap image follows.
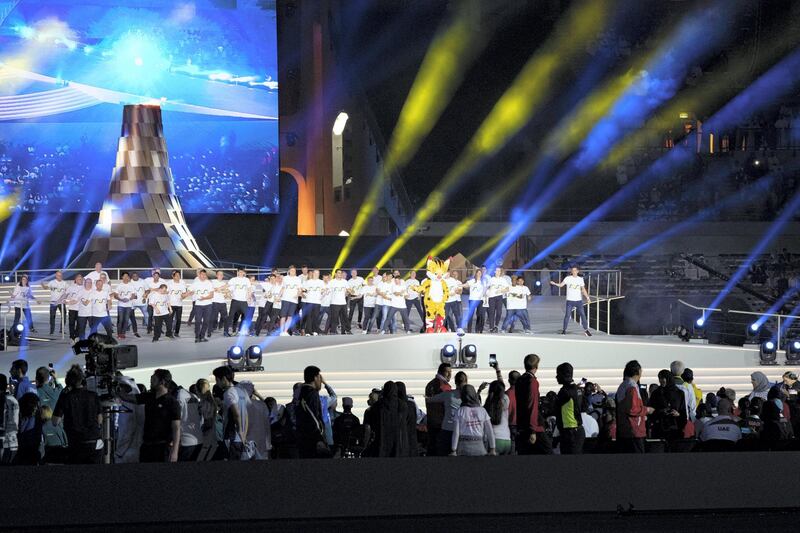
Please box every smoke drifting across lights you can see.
[333,1,492,272]
[487,3,744,271]
[373,0,611,270]
[519,47,800,270]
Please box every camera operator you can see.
[51,365,103,464]
[119,369,181,462]
[35,366,63,411]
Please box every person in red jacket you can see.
[514,354,552,454]
[615,360,653,453]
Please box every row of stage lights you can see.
[226,345,264,372]
[687,317,799,366]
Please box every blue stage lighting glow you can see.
[750,323,759,332]
[793,341,800,351]
[521,48,800,270]
[764,341,775,351]
[14,323,25,333]
[696,318,705,327]
[3,275,9,282]
[15,25,36,39]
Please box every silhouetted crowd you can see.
[2,355,798,464]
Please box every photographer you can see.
[1,373,19,464]
[35,366,63,411]
[51,365,103,464]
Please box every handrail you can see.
[677,299,800,347]
[578,295,627,335]
[677,299,722,313]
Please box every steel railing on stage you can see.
[677,299,800,348]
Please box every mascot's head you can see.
[426,256,450,281]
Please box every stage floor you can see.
[5,296,790,418]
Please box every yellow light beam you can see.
[333,1,489,272]
[374,0,611,269]
[411,34,655,268]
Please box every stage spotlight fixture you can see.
[759,340,777,365]
[746,323,763,343]
[695,317,705,328]
[245,345,264,371]
[460,343,478,368]
[3,275,10,281]
[440,344,457,365]
[676,326,690,342]
[227,345,244,370]
[785,340,800,364]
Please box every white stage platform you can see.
[4,297,791,419]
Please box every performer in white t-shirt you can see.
[41,270,67,335]
[84,262,109,285]
[347,269,365,329]
[464,269,487,333]
[166,270,189,337]
[486,267,511,333]
[113,271,140,339]
[361,276,379,333]
[300,269,324,335]
[90,279,114,338]
[211,270,230,335]
[143,269,163,334]
[502,276,532,334]
[404,270,424,332]
[279,266,302,335]
[550,265,592,336]
[327,270,351,334]
[76,278,94,340]
[65,274,85,340]
[226,268,252,336]
[380,276,412,334]
[190,269,215,342]
[129,272,149,331]
[317,273,331,333]
[444,271,463,332]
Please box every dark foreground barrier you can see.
[2,452,799,530]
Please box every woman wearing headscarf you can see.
[484,380,511,455]
[451,384,496,456]
[759,385,793,450]
[648,369,687,446]
[396,382,418,457]
[748,372,771,401]
[363,381,407,457]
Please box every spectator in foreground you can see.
[296,365,327,458]
[40,405,68,463]
[484,380,511,455]
[16,392,42,465]
[176,382,203,461]
[516,354,551,455]
[681,368,702,408]
[35,366,62,411]
[424,363,452,456]
[430,371,468,456]
[396,382,418,457]
[615,360,650,453]
[649,369,687,447]
[213,366,251,460]
[52,365,103,464]
[506,370,519,447]
[699,398,741,451]
[555,362,584,455]
[1,374,20,464]
[451,384,496,456]
[332,397,361,457]
[132,369,181,463]
[9,360,36,400]
[749,371,771,401]
[241,381,271,460]
[364,380,407,457]
[670,361,696,422]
